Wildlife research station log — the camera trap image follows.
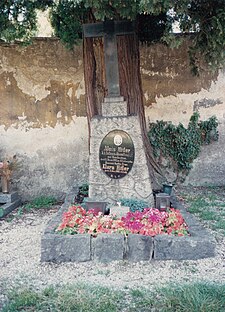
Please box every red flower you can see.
[56,206,189,237]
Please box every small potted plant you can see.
[162,182,174,195]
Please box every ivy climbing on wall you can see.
[148,112,219,182]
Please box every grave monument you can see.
[40,21,216,264]
[83,20,154,205]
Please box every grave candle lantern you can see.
[155,193,171,211]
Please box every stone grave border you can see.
[41,195,216,263]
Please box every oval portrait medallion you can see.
[99,129,135,179]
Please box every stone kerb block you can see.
[41,234,91,263]
[92,234,124,262]
[153,234,216,260]
[153,202,216,260]
[41,201,91,263]
[126,234,153,262]
[43,202,68,235]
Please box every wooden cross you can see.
[83,20,135,97]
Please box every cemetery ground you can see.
[0,186,224,311]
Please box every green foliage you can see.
[75,182,89,203]
[137,13,169,43]
[119,197,148,212]
[0,1,224,71]
[3,282,225,312]
[23,196,57,211]
[50,0,89,49]
[181,187,225,236]
[0,1,53,42]
[179,1,225,74]
[148,112,218,176]
[82,0,139,21]
[199,115,219,144]
[78,182,89,196]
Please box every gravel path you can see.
[0,203,225,308]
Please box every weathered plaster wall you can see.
[141,41,225,186]
[0,120,89,201]
[0,38,224,200]
[0,38,86,128]
[0,39,88,201]
[141,40,224,125]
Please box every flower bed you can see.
[41,200,216,263]
[56,205,189,237]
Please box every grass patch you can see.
[2,196,58,221]
[2,284,123,312]
[12,196,59,217]
[2,282,225,312]
[199,211,219,221]
[212,219,225,231]
[187,197,210,212]
[155,282,225,312]
[23,196,57,211]
[181,188,225,236]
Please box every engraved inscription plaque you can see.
[99,130,135,179]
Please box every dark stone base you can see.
[41,198,216,263]
[0,192,21,218]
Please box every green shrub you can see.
[148,112,218,177]
[119,198,148,212]
[75,182,89,203]
[78,182,89,197]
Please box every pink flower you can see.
[56,205,189,237]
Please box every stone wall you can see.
[140,40,225,186]
[0,39,88,201]
[0,38,224,200]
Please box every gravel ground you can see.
[0,196,225,308]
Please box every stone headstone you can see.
[89,98,154,205]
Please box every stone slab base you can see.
[0,192,19,204]
[0,199,21,218]
[41,199,216,263]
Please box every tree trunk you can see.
[83,37,97,143]
[83,32,163,189]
